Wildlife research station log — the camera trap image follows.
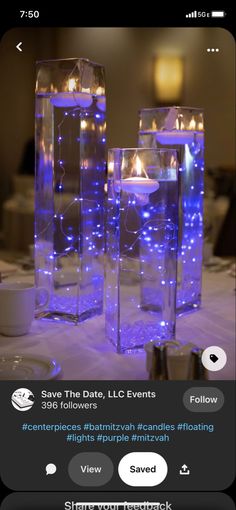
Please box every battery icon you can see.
[211,10,226,17]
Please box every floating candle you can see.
[120,177,159,194]
[50,92,93,108]
[115,155,159,195]
[97,96,106,112]
[156,131,204,146]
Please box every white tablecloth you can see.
[0,269,234,380]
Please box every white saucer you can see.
[0,355,61,380]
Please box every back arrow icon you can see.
[16,42,23,52]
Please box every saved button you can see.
[118,452,168,487]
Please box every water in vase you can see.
[139,107,204,315]
[105,149,178,353]
[35,92,106,323]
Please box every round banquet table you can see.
[0,268,234,380]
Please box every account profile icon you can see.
[11,388,35,411]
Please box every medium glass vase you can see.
[105,148,178,353]
[35,58,106,323]
[139,107,204,315]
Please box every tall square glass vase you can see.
[105,148,178,353]
[35,58,106,323]
[139,107,204,315]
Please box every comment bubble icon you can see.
[45,463,57,476]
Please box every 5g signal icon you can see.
[186,11,197,18]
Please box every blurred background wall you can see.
[0,27,235,246]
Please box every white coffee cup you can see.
[0,282,49,336]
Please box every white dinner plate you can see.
[0,355,61,380]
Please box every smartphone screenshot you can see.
[0,7,235,510]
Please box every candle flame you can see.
[135,156,142,176]
[68,78,77,92]
[131,155,149,179]
[108,160,114,174]
[151,119,157,130]
[176,114,185,130]
[81,120,87,130]
[189,117,196,130]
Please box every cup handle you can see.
[35,287,49,311]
